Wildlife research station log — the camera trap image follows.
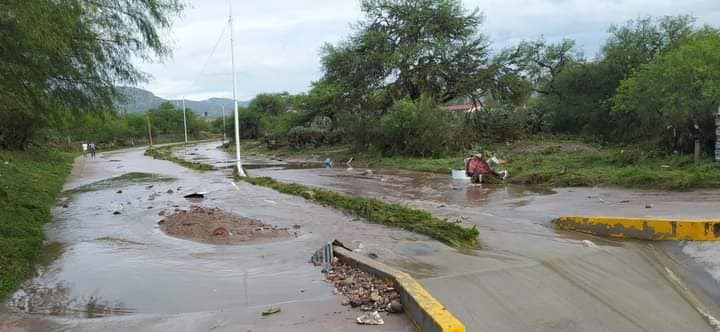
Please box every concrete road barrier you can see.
[553,216,720,240]
[333,246,466,332]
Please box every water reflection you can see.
[9,281,134,318]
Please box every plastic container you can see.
[451,169,471,181]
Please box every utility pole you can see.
[229,0,246,177]
[182,98,188,145]
[146,113,153,148]
[222,105,227,145]
[716,105,720,163]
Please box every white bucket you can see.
[451,169,471,180]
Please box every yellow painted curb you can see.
[333,247,465,332]
[553,216,720,240]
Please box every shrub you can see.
[375,97,458,156]
[287,127,327,149]
[462,105,530,142]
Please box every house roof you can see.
[444,104,479,112]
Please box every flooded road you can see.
[6,140,720,331]
[217,141,720,332]
[3,145,415,331]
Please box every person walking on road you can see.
[89,142,96,159]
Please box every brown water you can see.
[4,144,414,331]
[7,141,720,331]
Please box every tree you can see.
[511,39,580,97]
[613,28,720,152]
[0,0,182,149]
[514,16,697,138]
[248,92,291,116]
[602,16,694,82]
[320,0,496,109]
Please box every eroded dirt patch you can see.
[159,206,291,245]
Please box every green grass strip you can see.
[0,148,76,300]
[145,146,214,171]
[239,176,479,248]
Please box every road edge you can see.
[554,216,720,240]
[333,246,466,332]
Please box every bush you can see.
[375,97,459,156]
[337,111,380,151]
[287,127,327,149]
[462,105,531,142]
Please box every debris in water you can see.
[261,306,281,316]
[324,259,400,313]
[146,185,154,189]
[116,190,123,194]
[113,211,121,215]
[386,301,403,313]
[166,189,174,194]
[184,192,206,199]
[356,311,384,325]
[645,204,653,209]
[212,227,228,237]
[582,240,598,248]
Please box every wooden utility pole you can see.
[146,113,153,148]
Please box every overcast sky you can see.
[134,0,720,101]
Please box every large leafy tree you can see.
[0,0,182,149]
[320,0,498,109]
[613,28,720,151]
[514,16,696,138]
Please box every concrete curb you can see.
[553,216,720,240]
[333,246,466,332]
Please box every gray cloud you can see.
[135,0,720,101]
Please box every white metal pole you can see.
[222,105,227,144]
[182,98,188,145]
[229,0,246,177]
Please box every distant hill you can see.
[116,87,249,117]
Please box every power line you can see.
[197,20,230,77]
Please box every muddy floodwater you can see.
[5,140,720,332]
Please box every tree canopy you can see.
[0,0,182,149]
[613,28,720,151]
[319,0,499,109]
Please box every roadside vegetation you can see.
[239,176,479,248]
[0,1,182,299]
[215,3,720,190]
[0,148,76,299]
[235,138,720,191]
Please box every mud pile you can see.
[159,206,290,245]
[325,260,403,314]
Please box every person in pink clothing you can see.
[464,153,507,183]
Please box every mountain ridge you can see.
[117,87,249,117]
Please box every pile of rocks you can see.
[325,259,403,314]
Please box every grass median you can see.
[144,144,214,171]
[0,148,76,299]
[238,176,479,248]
